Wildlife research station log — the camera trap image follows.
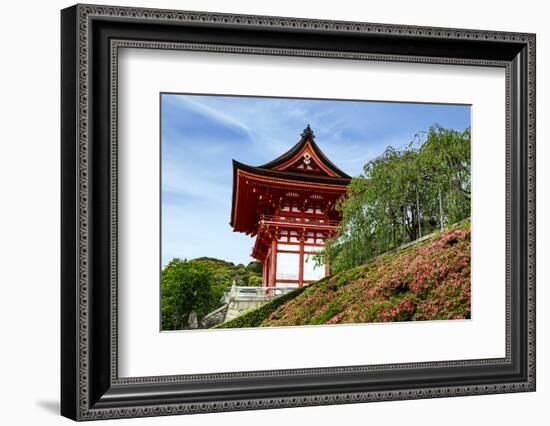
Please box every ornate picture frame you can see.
[61,4,535,421]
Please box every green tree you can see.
[247,275,263,287]
[418,125,471,226]
[161,259,216,330]
[321,125,470,274]
[245,261,263,274]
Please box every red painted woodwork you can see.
[263,258,269,286]
[230,126,351,288]
[269,239,277,286]
[298,240,305,287]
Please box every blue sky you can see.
[161,94,470,266]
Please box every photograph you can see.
[58,4,536,420]
[160,94,472,331]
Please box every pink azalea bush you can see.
[261,221,471,327]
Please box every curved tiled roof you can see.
[258,125,351,179]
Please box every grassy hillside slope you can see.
[216,221,470,329]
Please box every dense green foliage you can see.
[190,257,263,287]
[161,257,262,330]
[323,125,470,274]
[220,221,470,328]
[161,260,216,330]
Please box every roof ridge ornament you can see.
[301,124,315,139]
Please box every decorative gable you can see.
[275,145,336,176]
[259,125,351,179]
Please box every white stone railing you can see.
[222,285,295,303]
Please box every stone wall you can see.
[200,299,268,328]
[225,299,269,322]
[200,304,229,328]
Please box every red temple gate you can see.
[230,126,351,289]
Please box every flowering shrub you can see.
[260,221,471,327]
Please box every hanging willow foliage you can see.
[322,125,471,274]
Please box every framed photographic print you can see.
[61,4,536,421]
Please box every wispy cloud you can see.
[172,95,255,142]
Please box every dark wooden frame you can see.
[61,4,536,421]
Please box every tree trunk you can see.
[438,187,444,230]
[416,189,422,238]
[402,205,406,243]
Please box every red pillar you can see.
[263,258,269,287]
[298,238,304,287]
[269,239,277,287]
